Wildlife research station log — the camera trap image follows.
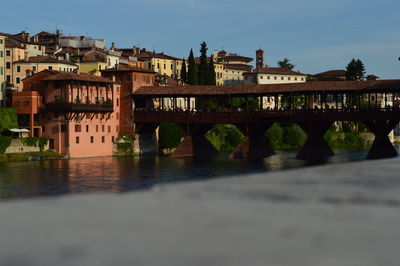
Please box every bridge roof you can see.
[133,80,400,96]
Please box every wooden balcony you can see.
[46,103,113,113]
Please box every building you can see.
[223,64,252,85]
[214,50,253,65]
[0,36,5,105]
[101,65,156,135]
[314,70,347,81]
[243,49,307,85]
[133,48,183,80]
[13,70,120,158]
[59,36,106,49]
[13,56,78,89]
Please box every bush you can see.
[0,108,18,133]
[206,124,244,151]
[0,136,12,154]
[158,123,183,149]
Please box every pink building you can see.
[19,70,120,158]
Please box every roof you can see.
[101,65,156,74]
[0,32,38,45]
[42,72,114,83]
[133,80,400,96]
[14,56,77,66]
[5,39,25,49]
[224,64,253,71]
[7,128,30,133]
[136,51,180,61]
[246,67,307,76]
[314,70,346,77]
[221,55,253,63]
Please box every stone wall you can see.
[5,139,49,154]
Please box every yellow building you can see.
[79,62,108,76]
[0,36,5,105]
[136,50,183,80]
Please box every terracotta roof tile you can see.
[43,72,113,83]
[101,65,156,74]
[224,64,253,71]
[133,80,400,96]
[14,56,77,66]
[246,67,307,76]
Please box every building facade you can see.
[0,36,5,105]
[101,65,156,136]
[14,70,120,158]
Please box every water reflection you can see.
[0,146,399,200]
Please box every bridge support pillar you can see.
[133,123,159,155]
[230,123,275,159]
[365,120,398,160]
[171,124,218,158]
[296,122,334,160]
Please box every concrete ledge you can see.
[1,158,400,266]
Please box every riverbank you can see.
[0,151,65,162]
[0,158,399,265]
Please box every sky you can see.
[1,0,399,78]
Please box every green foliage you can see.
[0,151,64,162]
[0,136,12,154]
[346,58,366,81]
[198,41,209,85]
[265,123,306,150]
[158,123,183,149]
[0,108,18,133]
[187,49,198,85]
[207,55,217,85]
[21,137,49,151]
[180,58,187,83]
[277,58,295,70]
[206,124,244,151]
[325,123,367,148]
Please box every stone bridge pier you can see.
[133,123,159,155]
[365,120,399,159]
[171,124,218,158]
[230,123,275,159]
[296,121,334,160]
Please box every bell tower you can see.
[256,49,264,71]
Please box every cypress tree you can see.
[187,49,198,85]
[198,41,208,85]
[208,55,217,85]
[346,58,366,81]
[180,58,187,83]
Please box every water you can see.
[0,147,399,200]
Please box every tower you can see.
[256,49,264,70]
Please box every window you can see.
[24,101,29,106]
[6,76,10,82]
[117,98,119,106]
[48,66,53,70]
[6,62,10,69]
[260,76,263,79]
[0,66,3,75]
[164,64,166,70]
[102,125,105,132]
[32,66,36,72]
[288,77,291,80]
[86,125,89,132]
[0,39,2,44]
[112,136,115,143]
[116,126,119,132]
[295,77,298,81]
[76,136,80,144]
[6,50,10,56]
[16,77,20,84]
[0,51,3,57]
[102,136,105,143]
[116,112,119,119]
[90,136,94,143]
[281,77,284,80]
[301,78,304,81]
[17,66,21,72]
[75,125,82,132]
[267,76,270,79]
[274,76,277,80]
[96,125,99,132]
[108,125,111,133]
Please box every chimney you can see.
[256,49,264,71]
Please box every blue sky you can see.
[1,0,399,78]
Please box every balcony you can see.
[46,103,113,113]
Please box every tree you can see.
[187,49,198,85]
[346,58,366,81]
[180,58,187,83]
[198,41,209,85]
[278,58,295,70]
[207,55,217,85]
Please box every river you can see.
[0,147,399,200]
